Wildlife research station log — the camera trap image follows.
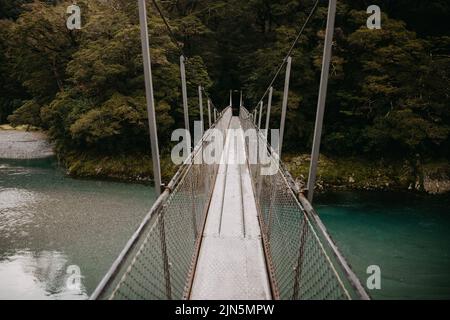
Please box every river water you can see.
[0,158,449,299]
[0,158,155,299]
[316,192,450,299]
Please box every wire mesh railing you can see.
[90,107,232,300]
[239,106,370,300]
[91,104,369,300]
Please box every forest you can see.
[0,0,449,186]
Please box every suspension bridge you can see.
[90,0,370,300]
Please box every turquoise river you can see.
[0,158,449,299]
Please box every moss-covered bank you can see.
[62,152,177,184]
[283,154,450,195]
[60,151,449,195]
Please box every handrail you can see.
[239,106,370,300]
[90,107,231,300]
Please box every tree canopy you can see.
[0,0,449,163]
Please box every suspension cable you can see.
[253,0,320,109]
[150,0,186,58]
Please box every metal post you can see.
[240,90,243,107]
[229,90,233,107]
[138,0,162,196]
[254,109,257,125]
[198,85,204,136]
[307,0,337,203]
[180,55,189,133]
[214,108,217,122]
[207,99,212,128]
[258,101,263,129]
[265,86,273,137]
[279,56,292,156]
[159,213,172,299]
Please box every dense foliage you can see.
[1,0,449,164]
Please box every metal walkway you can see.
[90,107,370,300]
[190,117,271,300]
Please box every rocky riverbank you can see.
[62,151,176,183]
[62,150,450,195]
[4,126,446,196]
[422,162,450,194]
[0,125,54,159]
[283,154,450,195]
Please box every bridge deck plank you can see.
[190,117,271,300]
